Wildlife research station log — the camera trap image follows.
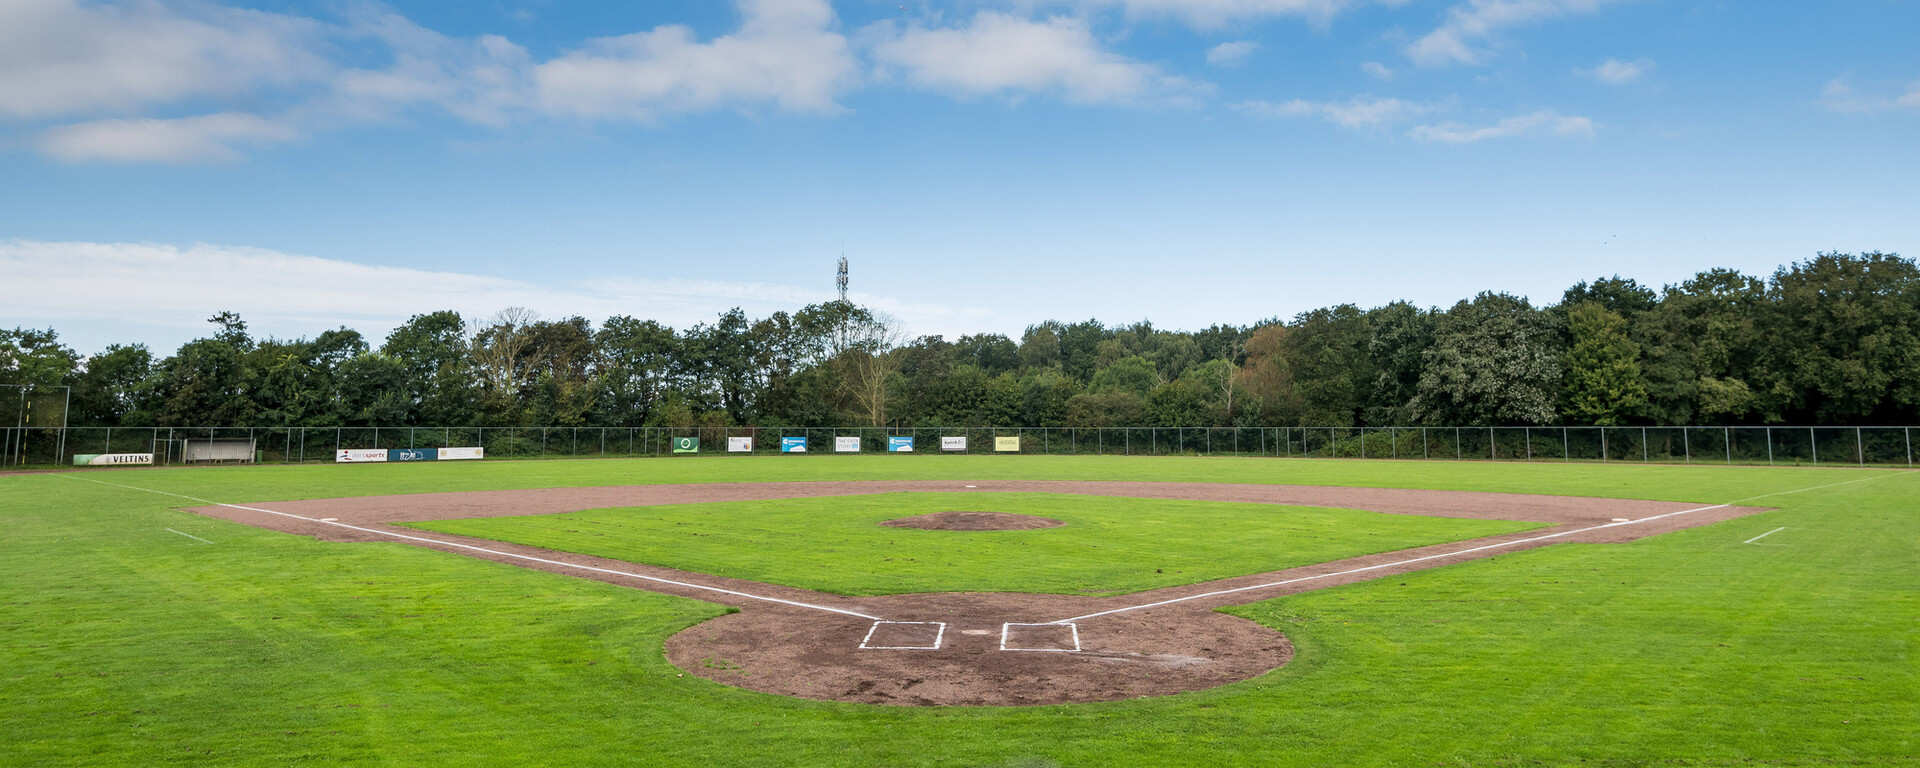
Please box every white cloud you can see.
[1586,57,1652,85]
[35,113,299,163]
[1235,95,1437,128]
[1408,109,1594,142]
[1206,40,1259,67]
[0,239,988,342]
[1076,0,1364,29]
[1820,78,1920,115]
[0,0,330,120]
[532,0,857,120]
[869,12,1205,105]
[1360,61,1395,80]
[1407,0,1621,67]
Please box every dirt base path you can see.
[186,481,1766,706]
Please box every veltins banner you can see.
[834,436,861,452]
[728,436,753,453]
[941,436,967,452]
[390,448,438,462]
[781,437,807,453]
[887,436,913,452]
[995,436,1021,452]
[672,437,699,454]
[73,453,154,466]
[336,449,388,463]
[438,447,484,460]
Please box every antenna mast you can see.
[836,254,849,303]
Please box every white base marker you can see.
[1001,622,1080,652]
[1743,527,1787,544]
[859,621,946,650]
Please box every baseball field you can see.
[3,456,1914,766]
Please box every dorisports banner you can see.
[728,437,754,453]
[781,437,807,453]
[336,449,388,463]
[835,436,861,452]
[888,436,913,452]
[941,436,967,452]
[995,436,1021,452]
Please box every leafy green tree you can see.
[151,314,258,426]
[1634,269,1764,423]
[382,311,476,425]
[1282,305,1373,426]
[594,316,678,426]
[336,353,410,425]
[1752,251,1920,423]
[70,344,152,426]
[1412,293,1562,425]
[1363,302,1433,425]
[1017,323,1063,371]
[1561,303,1648,425]
[954,334,1019,376]
[0,327,79,389]
[1087,355,1159,397]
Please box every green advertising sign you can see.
[672,437,699,454]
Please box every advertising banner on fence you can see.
[941,436,967,452]
[672,437,699,454]
[438,447,484,460]
[835,436,862,452]
[781,437,807,453]
[72,453,153,466]
[888,436,913,452]
[728,436,754,453]
[390,448,437,462]
[995,436,1021,452]
[336,449,388,463]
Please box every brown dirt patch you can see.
[879,510,1064,531]
[180,480,1769,706]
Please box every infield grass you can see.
[4,457,1915,767]
[403,493,1538,595]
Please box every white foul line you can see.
[56,474,884,622]
[1050,471,1906,625]
[1743,527,1787,544]
[164,528,213,544]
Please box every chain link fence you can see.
[7,424,1916,468]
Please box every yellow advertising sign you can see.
[994,436,1021,452]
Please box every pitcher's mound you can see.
[879,511,1064,531]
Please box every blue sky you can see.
[3,0,1917,354]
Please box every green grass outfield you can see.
[3,456,1915,767]
[406,493,1539,596]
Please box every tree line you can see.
[4,251,1917,429]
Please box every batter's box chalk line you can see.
[1000,622,1081,652]
[859,621,947,650]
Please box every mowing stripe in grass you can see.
[1051,471,1903,625]
[55,473,886,621]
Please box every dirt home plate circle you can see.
[181,480,1767,706]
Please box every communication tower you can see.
[836,256,848,302]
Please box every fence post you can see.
[1725,427,1731,464]
[1767,426,1773,466]
[1455,427,1461,459]
[1601,427,1607,462]
[1857,427,1864,465]
[1361,428,1367,459]
[1907,427,1913,467]
[1525,427,1531,460]
[1683,428,1690,464]
[1488,427,1494,460]
[1811,427,1817,465]
[1642,427,1648,462]
[1423,427,1429,459]
[1562,427,1568,461]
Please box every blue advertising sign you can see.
[390,448,438,462]
[887,436,914,452]
[781,437,808,453]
